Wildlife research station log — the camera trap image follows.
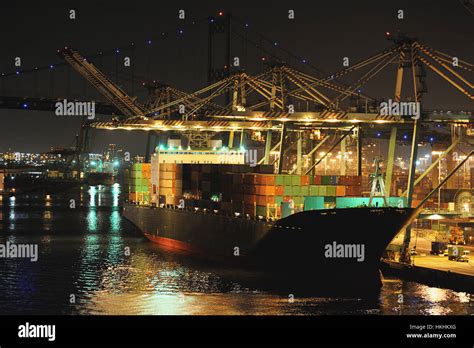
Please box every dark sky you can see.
[0,0,472,154]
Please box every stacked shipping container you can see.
[125,163,151,203]
[125,162,409,217]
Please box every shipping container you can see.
[275,185,284,196]
[304,196,325,210]
[309,185,320,196]
[275,175,286,186]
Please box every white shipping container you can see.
[151,154,160,187]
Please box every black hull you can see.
[123,204,414,292]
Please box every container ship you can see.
[122,148,414,292]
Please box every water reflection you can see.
[0,184,472,315]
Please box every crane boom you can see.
[57,47,145,118]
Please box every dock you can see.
[381,256,474,293]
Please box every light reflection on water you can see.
[0,185,472,315]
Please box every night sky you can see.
[0,0,472,154]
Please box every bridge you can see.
[0,12,472,187]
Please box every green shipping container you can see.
[321,176,331,185]
[131,170,143,179]
[281,202,292,218]
[336,197,402,208]
[275,196,283,205]
[284,186,293,196]
[284,175,293,186]
[300,186,309,196]
[309,185,320,196]
[326,185,336,197]
[319,185,327,196]
[275,175,286,185]
[336,197,369,208]
[133,163,143,171]
[293,196,303,205]
[291,175,300,186]
[304,196,324,210]
[292,186,301,196]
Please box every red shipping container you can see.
[350,176,362,186]
[300,175,310,186]
[312,175,322,185]
[345,186,362,196]
[244,194,256,204]
[244,185,257,194]
[337,176,347,185]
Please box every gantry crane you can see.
[57,47,146,118]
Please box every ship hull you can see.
[123,204,414,293]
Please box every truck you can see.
[448,246,470,262]
[430,241,448,255]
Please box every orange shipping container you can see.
[160,187,182,196]
[256,195,275,206]
[275,185,284,196]
[159,179,183,189]
[256,174,276,186]
[162,163,182,172]
[165,196,180,205]
[336,186,346,197]
[160,171,180,180]
[256,185,276,196]
[300,175,310,186]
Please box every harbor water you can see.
[0,185,472,315]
